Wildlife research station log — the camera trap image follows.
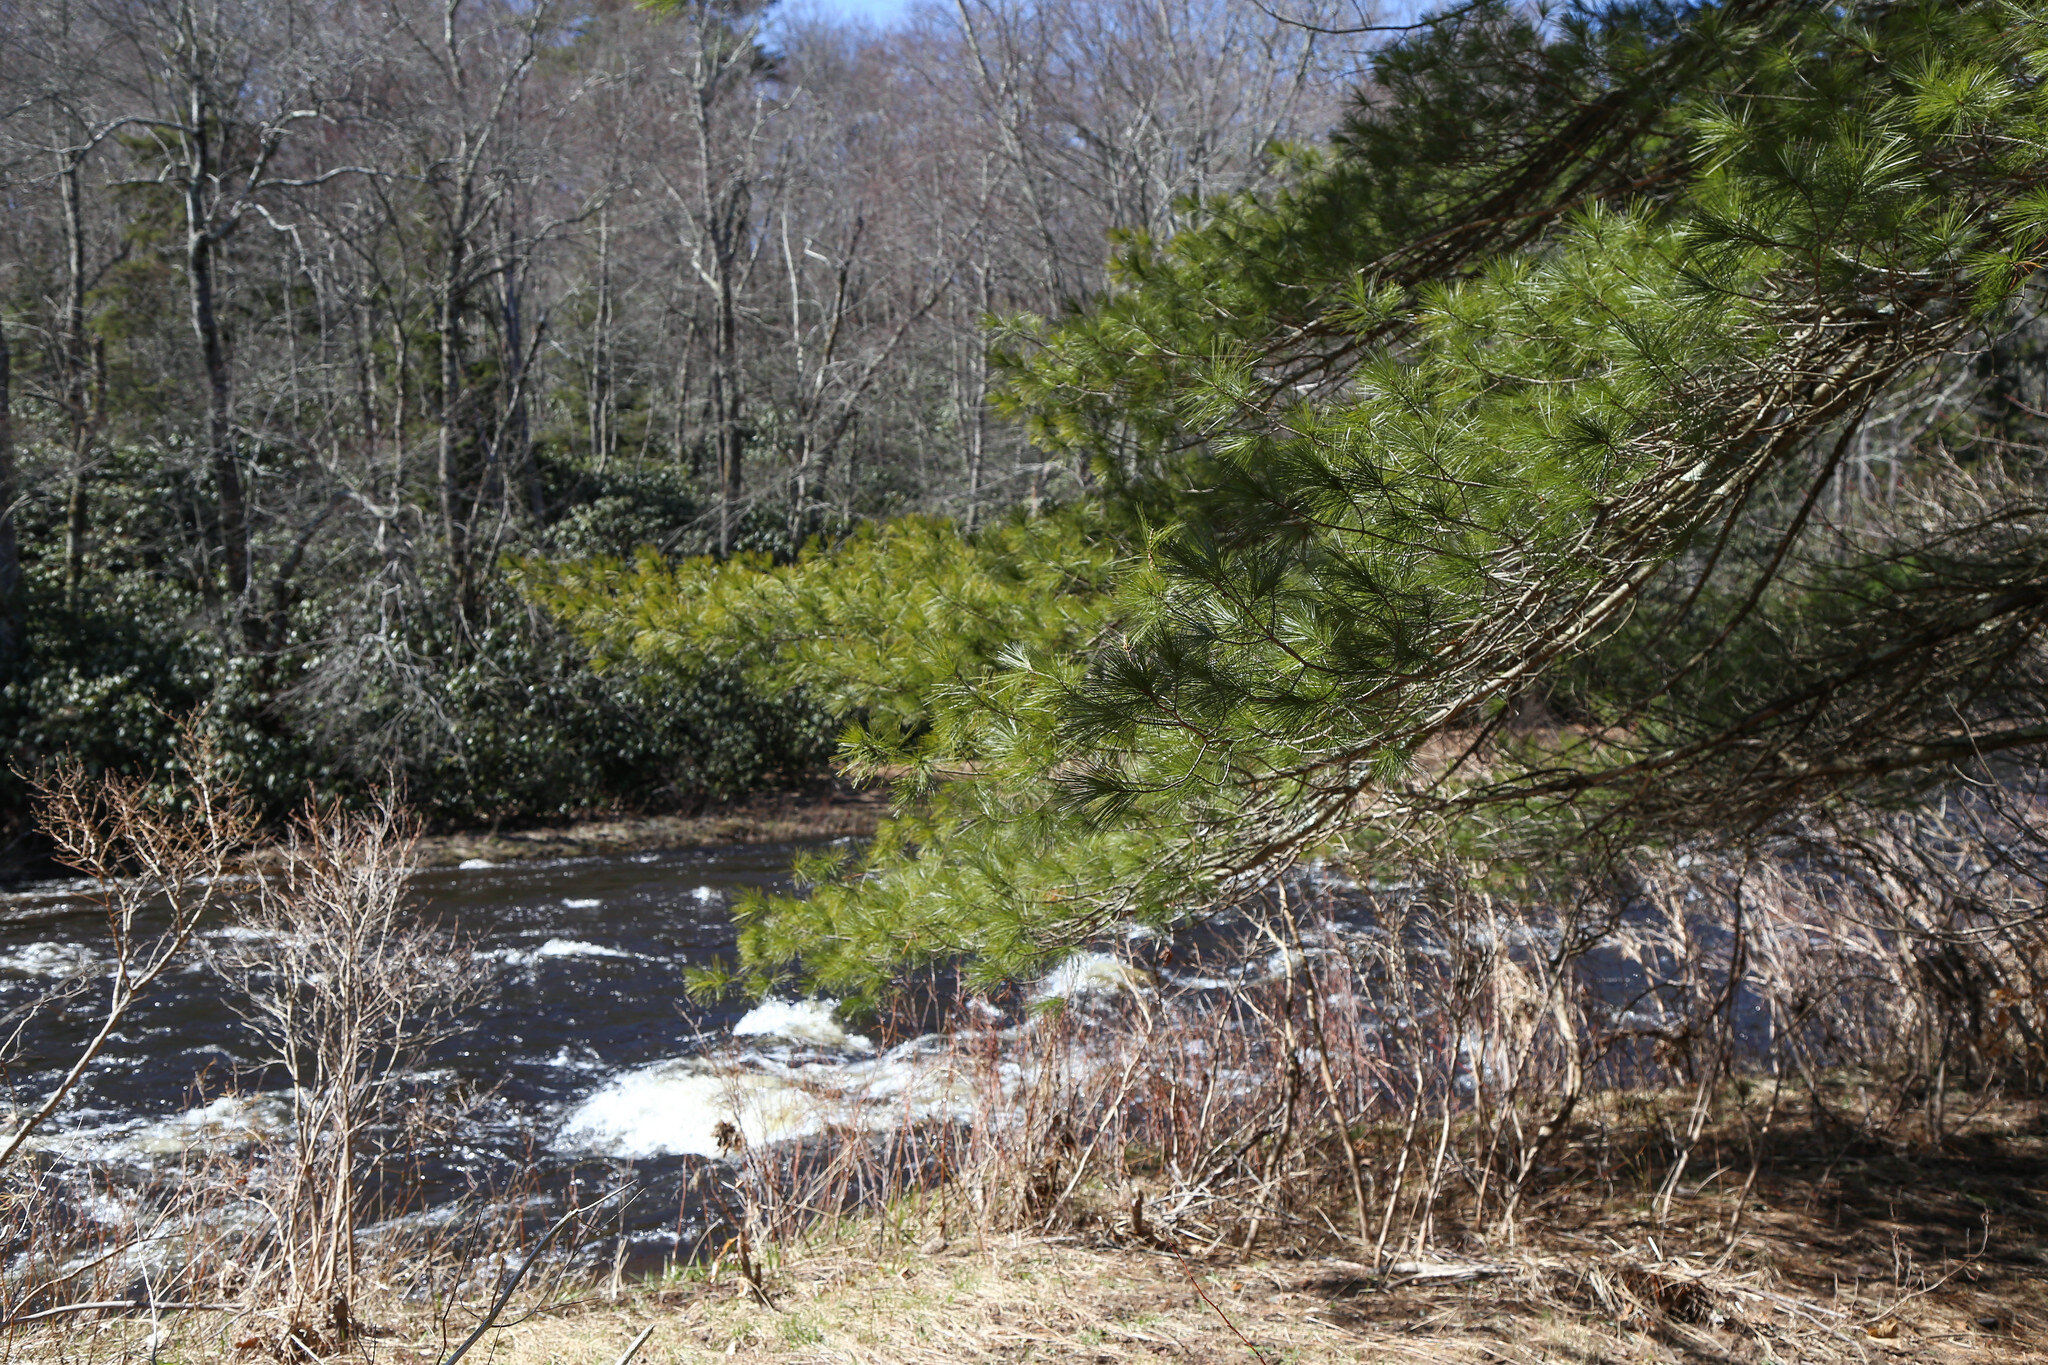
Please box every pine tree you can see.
[536,0,2048,1000]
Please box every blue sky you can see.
[803,0,917,26]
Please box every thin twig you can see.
[1168,1249,1272,1365]
[3,1301,248,1327]
[437,1182,638,1365]
[612,1323,656,1365]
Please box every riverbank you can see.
[405,784,886,869]
[0,783,887,885]
[453,1212,2040,1365]
[31,1089,2048,1363]
[407,1095,2048,1364]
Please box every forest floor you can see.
[406,783,887,868]
[47,1091,2048,1364]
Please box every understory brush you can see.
[0,763,575,1360]
[707,789,2048,1279]
[6,779,2048,1361]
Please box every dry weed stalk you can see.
[0,754,644,1360]
[1,737,269,1334]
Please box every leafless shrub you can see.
[0,739,272,1336]
[0,744,255,1173]
[206,791,483,1351]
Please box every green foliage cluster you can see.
[538,0,2048,999]
[522,508,1116,758]
[993,0,1728,487]
[527,508,1124,991]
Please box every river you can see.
[0,840,899,1267]
[1,838,1723,1276]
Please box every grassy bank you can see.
[21,1088,2048,1364]
[463,1092,2048,1365]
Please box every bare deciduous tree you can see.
[0,0,1365,805]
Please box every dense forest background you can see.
[0,0,1364,829]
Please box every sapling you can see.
[209,791,481,1350]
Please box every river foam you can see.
[554,1036,993,1160]
[22,1092,293,1165]
[732,997,872,1051]
[554,1061,830,1157]
[0,941,98,978]
[479,937,638,968]
[1030,951,1155,1001]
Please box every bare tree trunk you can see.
[188,211,252,624]
[63,473,88,611]
[437,225,475,628]
[669,0,775,556]
[697,154,746,557]
[388,318,410,545]
[963,263,992,532]
[712,284,743,555]
[164,8,259,647]
[58,148,99,611]
[0,319,23,673]
[420,0,546,635]
[590,204,615,474]
[498,223,542,523]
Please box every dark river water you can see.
[1,840,1726,1273]
[0,840,898,1265]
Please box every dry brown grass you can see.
[16,1087,2048,1365]
[405,1090,2048,1364]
